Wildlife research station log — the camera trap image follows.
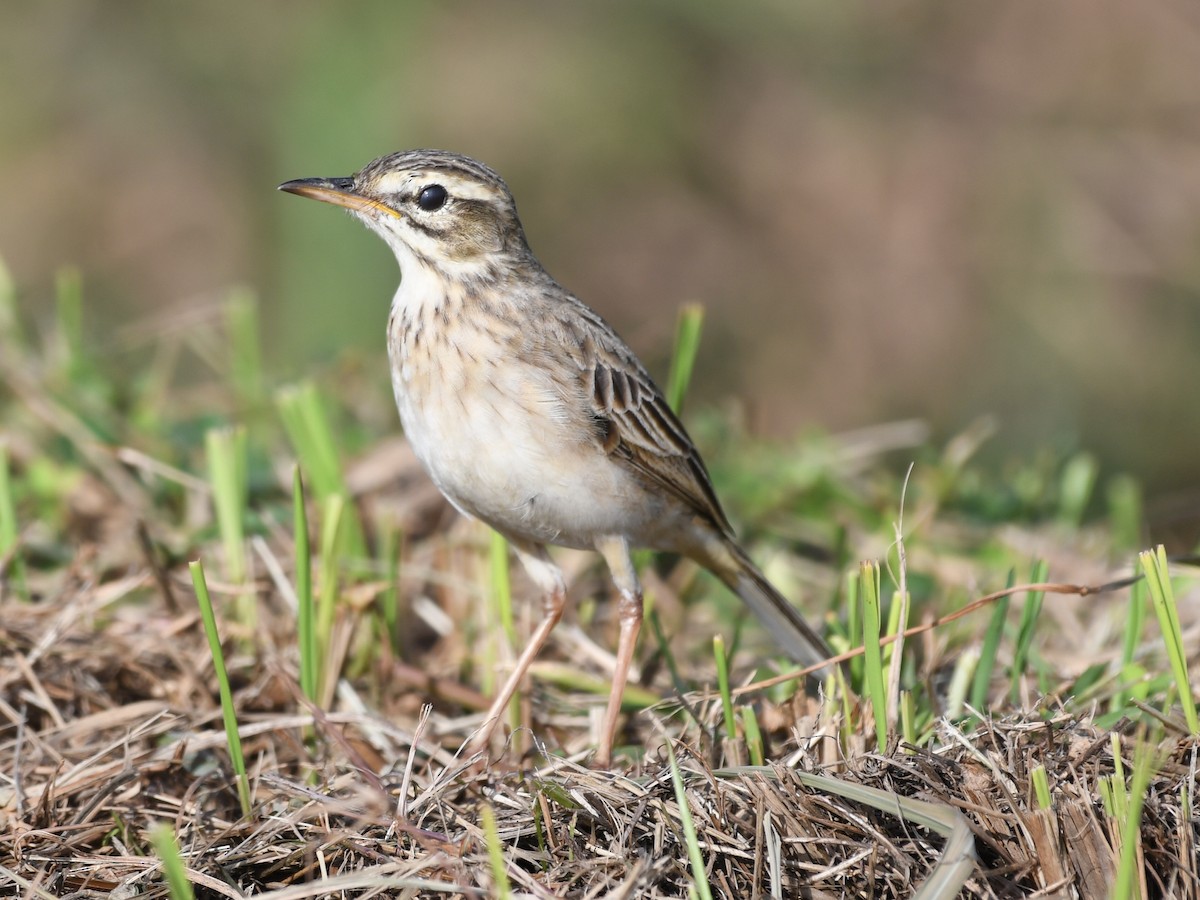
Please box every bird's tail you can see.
[708,539,833,676]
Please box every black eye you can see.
[417,184,448,211]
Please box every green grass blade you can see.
[1122,573,1147,670]
[885,588,909,730]
[1113,574,1147,714]
[380,519,402,657]
[899,690,916,749]
[845,568,862,687]
[884,590,906,671]
[1009,559,1048,703]
[293,467,317,702]
[665,303,705,414]
[277,383,343,499]
[480,804,512,900]
[205,426,252,630]
[741,706,764,766]
[860,561,887,752]
[1031,765,1051,810]
[1098,773,1116,819]
[1111,733,1125,788]
[490,530,516,646]
[530,661,659,710]
[190,560,252,817]
[971,569,1014,714]
[945,646,978,722]
[664,740,714,900]
[149,824,196,900]
[713,635,736,744]
[1139,546,1199,734]
[277,382,365,556]
[316,493,346,665]
[1112,741,1164,900]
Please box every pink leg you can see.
[596,587,643,767]
[594,535,643,768]
[466,539,565,762]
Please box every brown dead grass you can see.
[2,505,1197,899]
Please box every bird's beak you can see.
[277,177,400,218]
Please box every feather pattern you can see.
[550,296,735,538]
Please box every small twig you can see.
[11,703,26,819]
[252,534,299,613]
[1129,699,1195,736]
[398,703,432,823]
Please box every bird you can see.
[279,150,832,766]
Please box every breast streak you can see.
[390,309,649,549]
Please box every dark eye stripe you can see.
[404,217,439,238]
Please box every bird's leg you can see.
[595,535,643,768]
[466,539,565,762]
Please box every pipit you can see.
[280,150,832,766]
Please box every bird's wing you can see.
[556,300,734,537]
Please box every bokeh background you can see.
[4,1,1199,503]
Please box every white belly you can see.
[388,303,669,550]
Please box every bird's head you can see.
[279,150,528,276]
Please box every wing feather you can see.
[555,300,734,537]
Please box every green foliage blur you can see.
[2,1,1199,495]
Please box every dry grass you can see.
[1,491,1197,898]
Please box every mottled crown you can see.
[355,149,510,194]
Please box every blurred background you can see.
[3,1,1199,503]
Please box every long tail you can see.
[708,540,833,676]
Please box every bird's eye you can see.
[417,184,448,211]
